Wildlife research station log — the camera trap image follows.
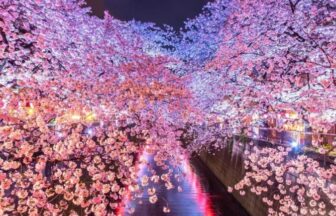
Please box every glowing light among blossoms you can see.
[70,113,81,121]
[291,141,299,148]
[85,111,96,123]
[26,107,35,116]
[0,0,335,215]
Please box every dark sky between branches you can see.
[85,0,212,30]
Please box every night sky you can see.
[85,0,212,30]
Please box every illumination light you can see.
[291,142,298,148]
[85,112,96,122]
[26,107,35,116]
[71,114,81,121]
[86,127,94,136]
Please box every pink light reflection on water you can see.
[118,147,216,216]
[181,159,216,216]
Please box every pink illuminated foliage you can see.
[0,0,193,215]
[0,0,335,215]
[188,0,336,215]
[229,142,336,215]
[204,0,336,133]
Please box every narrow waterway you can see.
[121,150,249,216]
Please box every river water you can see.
[120,150,249,216]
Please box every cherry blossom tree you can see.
[1,0,335,215]
[202,0,336,133]
[182,0,336,215]
[0,0,194,215]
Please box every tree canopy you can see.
[0,0,335,215]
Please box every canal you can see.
[120,150,249,216]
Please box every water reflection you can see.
[120,149,249,216]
